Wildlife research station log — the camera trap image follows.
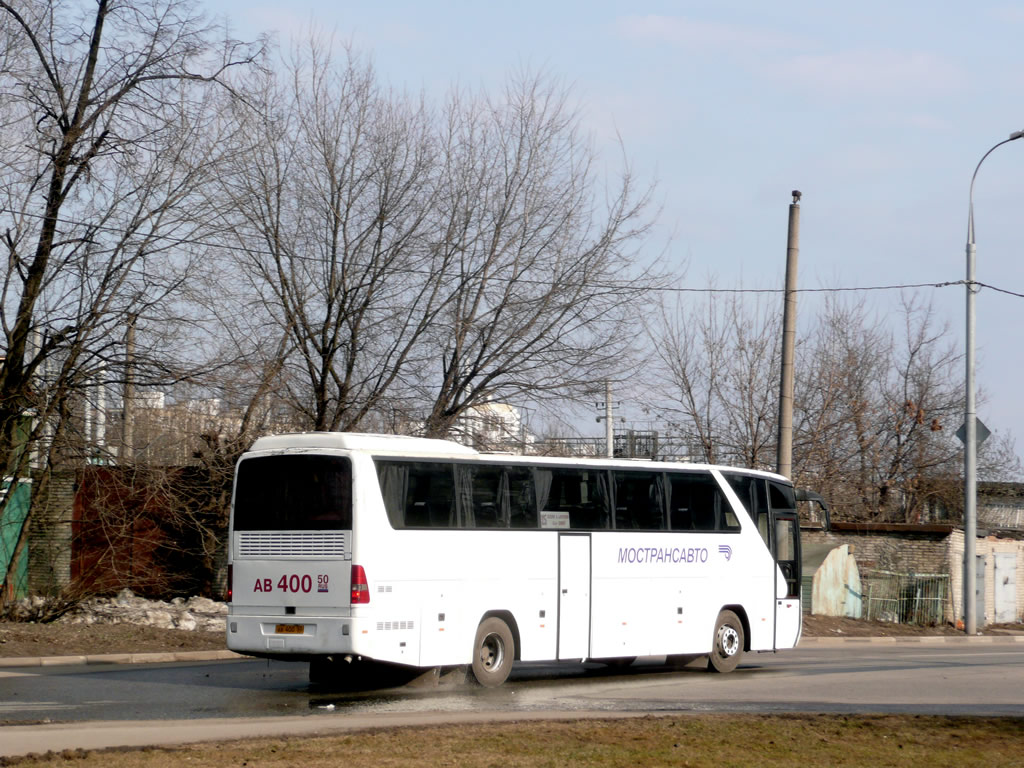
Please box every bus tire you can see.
[707,610,744,673]
[471,617,515,687]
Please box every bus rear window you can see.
[234,455,352,530]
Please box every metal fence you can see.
[861,570,949,626]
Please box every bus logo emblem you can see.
[718,545,733,561]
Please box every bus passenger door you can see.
[557,533,591,660]
[772,510,802,648]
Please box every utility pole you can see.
[122,317,135,463]
[95,366,106,457]
[776,191,801,478]
[596,381,618,458]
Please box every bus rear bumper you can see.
[226,614,361,658]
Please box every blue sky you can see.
[205,0,1024,459]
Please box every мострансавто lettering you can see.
[617,547,709,564]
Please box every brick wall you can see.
[803,527,950,575]
[804,525,1024,626]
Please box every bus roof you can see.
[244,432,788,482]
[247,431,479,457]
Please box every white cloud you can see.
[614,14,798,50]
[767,50,967,98]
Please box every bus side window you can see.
[575,471,610,529]
[612,471,665,530]
[507,467,538,528]
[377,461,407,527]
[395,462,454,528]
[668,472,734,532]
[539,469,610,529]
[667,473,695,530]
[724,473,769,543]
[768,480,796,512]
[465,464,504,528]
[720,498,741,531]
[691,480,717,530]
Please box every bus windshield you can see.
[234,454,352,530]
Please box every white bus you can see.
[226,432,810,686]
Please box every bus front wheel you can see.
[707,610,744,673]
[471,617,515,687]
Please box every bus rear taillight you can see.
[350,564,370,604]
[226,564,233,602]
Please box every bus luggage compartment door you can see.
[557,533,591,660]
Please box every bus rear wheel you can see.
[707,610,744,673]
[471,617,514,687]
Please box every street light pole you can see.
[963,130,1023,635]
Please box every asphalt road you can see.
[1,639,1022,757]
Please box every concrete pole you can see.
[122,318,135,463]
[605,380,614,458]
[776,191,801,478]
[95,366,106,457]
[84,378,92,451]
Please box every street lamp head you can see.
[1010,130,1024,140]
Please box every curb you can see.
[799,634,1024,646]
[0,649,244,668]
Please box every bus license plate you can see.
[275,623,304,635]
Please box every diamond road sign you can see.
[956,418,992,448]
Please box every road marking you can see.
[0,701,78,713]
[913,651,1024,659]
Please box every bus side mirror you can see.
[794,489,831,532]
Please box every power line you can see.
[7,208,1024,298]
[975,281,1024,299]
[657,280,967,295]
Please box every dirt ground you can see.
[1,614,1021,660]
[0,622,226,658]
[801,613,1023,638]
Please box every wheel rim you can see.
[480,632,505,671]
[717,624,740,657]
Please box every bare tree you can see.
[651,287,1020,521]
[215,38,447,433]
[650,287,729,463]
[216,50,660,440]
[416,73,659,437]
[0,0,263,607]
[794,295,1017,522]
[649,288,777,466]
[792,296,892,515]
